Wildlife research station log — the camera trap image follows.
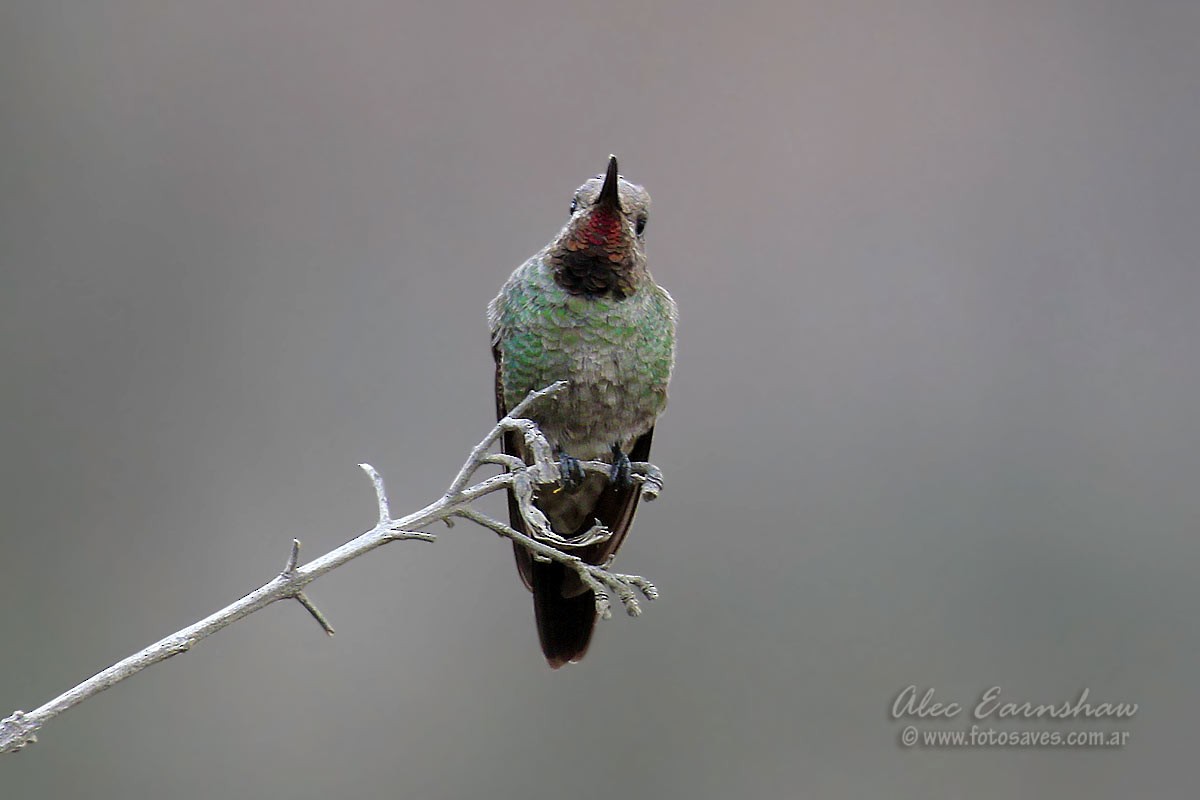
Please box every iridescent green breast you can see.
[490,255,676,458]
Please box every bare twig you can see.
[454,508,658,619]
[0,383,661,754]
[280,539,335,635]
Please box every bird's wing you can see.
[493,343,535,589]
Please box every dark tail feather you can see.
[530,559,597,669]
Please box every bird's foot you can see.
[609,443,633,491]
[555,447,586,491]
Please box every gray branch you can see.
[0,382,661,754]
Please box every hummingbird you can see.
[488,156,677,668]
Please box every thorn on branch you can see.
[359,463,391,524]
[279,539,335,635]
[295,592,335,636]
[283,538,301,576]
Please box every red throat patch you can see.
[552,209,639,298]
[581,209,622,246]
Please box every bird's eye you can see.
[569,198,578,215]
[635,215,647,235]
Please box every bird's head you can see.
[549,156,651,299]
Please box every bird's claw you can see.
[610,443,633,491]
[557,448,585,491]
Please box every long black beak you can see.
[594,155,621,212]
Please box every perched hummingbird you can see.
[488,156,677,668]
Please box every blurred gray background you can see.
[2,1,1198,797]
